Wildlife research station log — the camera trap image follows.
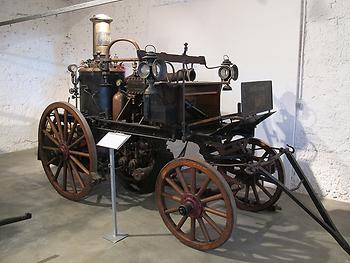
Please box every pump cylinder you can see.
[90,14,113,57]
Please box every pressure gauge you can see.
[137,62,151,79]
[116,79,123,87]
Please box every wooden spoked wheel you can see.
[155,158,236,250]
[38,102,97,201]
[222,138,285,212]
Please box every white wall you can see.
[0,0,79,153]
[294,0,350,202]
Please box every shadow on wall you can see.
[262,92,296,146]
[262,91,326,197]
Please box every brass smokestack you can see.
[90,14,113,57]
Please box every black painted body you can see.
[79,69,124,118]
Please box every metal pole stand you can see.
[103,148,128,243]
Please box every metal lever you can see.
[257,148,350,255]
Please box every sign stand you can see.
[97,132,131,244]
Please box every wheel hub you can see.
[179,194,203,218]
[59,144,70,160]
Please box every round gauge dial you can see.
[116,79,123,86]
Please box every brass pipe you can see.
[111,57,140,62]
[106,38,141,59]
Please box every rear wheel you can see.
[201,138,285,212]
[233,138,285,211]
[38,102,97,201]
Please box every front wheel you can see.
[155,158,237,250]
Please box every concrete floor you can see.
[0,149,349,263]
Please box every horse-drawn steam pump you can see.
[37,14,350,253]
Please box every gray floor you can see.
[0,149,349,263]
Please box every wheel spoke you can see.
[69,150,90,158]
[190,168,196,194]
[198,217,210,242]
[202,212,223,235]
[46,117,61,143]
[165,177,184,196]
[67,162,77,193]
[204,207,227,218]
[196,177,211,197]
[47,156,58,165]
[63,109,68,141]
[63,162,67,191]
[201,193,223,204]
[53,109,63,141]
[164,207,178,214]
[176,215,188,230]
[67,120,78,145]
[54,161,63,180]
[260,175,276,184]
[42,146,60,152]
[260,151,269,160]
[42,130,60,146]
[176,167,189,193]
[251,143,256,155]
[190,217,196,240]
[70,155,89,174]
[244,184,250,202]
[252,183,260,203]
[69,160,86,188]
[256,181,272,198]
[162,192,181,203]
[68,135,85,149]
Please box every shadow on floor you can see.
[79,181,158,212]
[208,203,350,262]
